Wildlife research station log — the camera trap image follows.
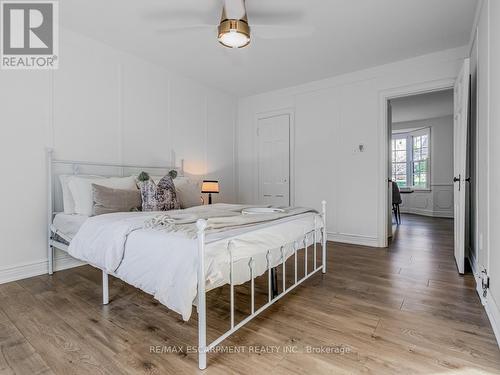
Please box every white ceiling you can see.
[391,89,454,123]
[61,0,478,96]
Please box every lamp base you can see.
[208,193,212,205]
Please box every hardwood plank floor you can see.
[1,214,499,374]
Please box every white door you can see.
[258,114,290,206]
[453,58,470,274]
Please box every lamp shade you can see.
[201,180,219,194]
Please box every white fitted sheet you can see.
[53,213,88,240]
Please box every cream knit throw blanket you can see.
[144,203,317,237]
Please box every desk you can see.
[400,190,414,194]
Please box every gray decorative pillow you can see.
[138,174,180,212]
[92,184,141,216]
[175,178,203,208]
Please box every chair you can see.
[392,181,402,225]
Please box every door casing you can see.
[379,78,456,247]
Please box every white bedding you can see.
[66,205,321,321]
[53,213,89,240]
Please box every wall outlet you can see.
[481,269,490,297]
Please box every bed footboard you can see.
[196,200,327,370]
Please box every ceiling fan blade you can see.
[252,25,314,39]
[142,1,220,24]
[224,0,246,19]
[155,25,215,34]
[247,9,306,24]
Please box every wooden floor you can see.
[1,214,500,374]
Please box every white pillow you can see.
[59,175,104,214]
[68,175,137,216]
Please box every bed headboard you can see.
[47,148,184,216]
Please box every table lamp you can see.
[201,180,219,205]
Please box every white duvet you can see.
[69,205,321,321]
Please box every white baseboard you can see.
[0,254,84,285]
[468,253,486,305]
[328,232,379,247]
[400,208,453,218]
[485,294,500,349]
[428,211,454,218]
[469,254,500,349]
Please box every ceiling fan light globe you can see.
[219,30,250,48]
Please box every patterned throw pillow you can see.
[156,175,181,211]
[139,175,180,212]
[139,180,158,211]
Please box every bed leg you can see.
[197,219,208,370]
[48,244,54,275]
[271,268,279,297]
[47,148,54,276]
[102,271,109,305]
[321,200,327,274]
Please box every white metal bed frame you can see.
[47,149,327,370]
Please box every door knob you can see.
[454,175,461,191]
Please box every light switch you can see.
[354,144,366,153]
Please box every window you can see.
[392,128,430,189]
[392,137,407,188]
[412,132,429,189]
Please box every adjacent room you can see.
[389,90,456,255]
[1,0,500,374]
[390,90,455,222]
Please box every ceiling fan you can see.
[154,0,313,49]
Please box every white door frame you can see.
[378,78,456,247]
[254,108,295,205]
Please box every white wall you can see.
[237,47,466,247]
[0,28,237,283]
[487,0,500,341]
[472,0,490,279]
[392,116,454,218]
[470,0,500,346]
[390,90,454,123]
